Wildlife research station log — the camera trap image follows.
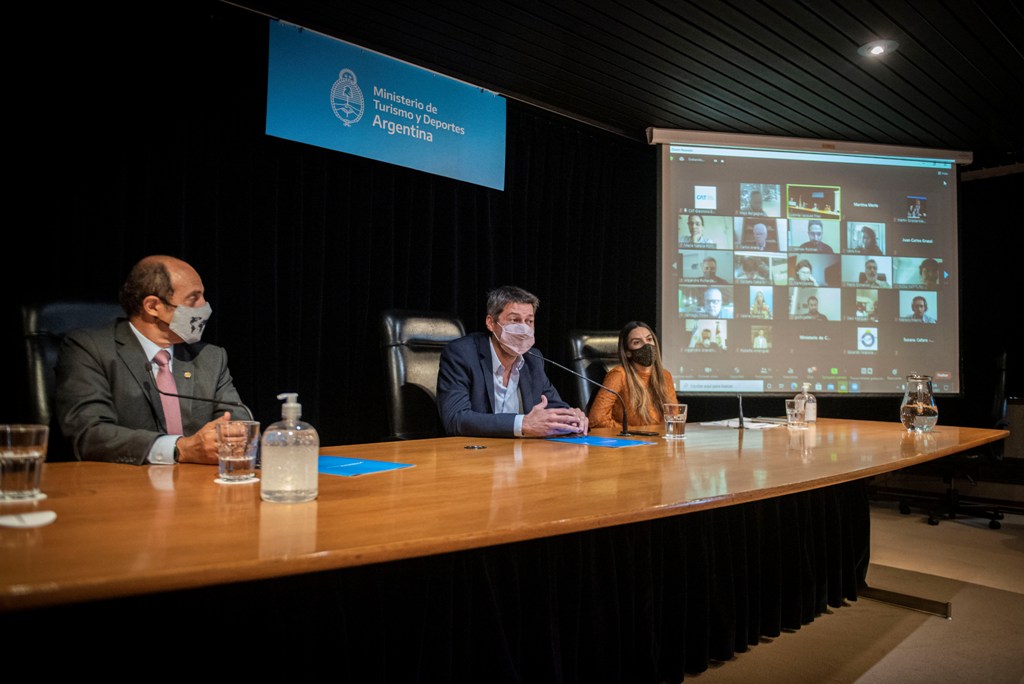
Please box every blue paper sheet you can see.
[318,455,414,476]
[545,435,656,448]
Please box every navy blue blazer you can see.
[437,332,569,437]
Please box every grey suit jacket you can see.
[436,332,569,437]
[55,318,243,464]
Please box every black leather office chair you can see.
[380,309,465,440]
[916,352,1015,529]
[876,352,1019,529]
[567,330,620,413]
[22,300,124,461]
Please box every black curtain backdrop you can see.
[7,480,870,682]
[4,1,1020,449]
[8,3,656,447]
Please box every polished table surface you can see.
[0,419,1007,611]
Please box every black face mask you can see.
[629,343,656,367]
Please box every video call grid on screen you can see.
[658,139,962,396]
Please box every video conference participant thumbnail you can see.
[741,286,773,319]
[786,184,841,220]
[790,219,838,254]
[677,214,735,249]
[841,255,892,288]
[848,288,880,322]
[789,287,839,321]
[735,217,786,251]
[892,257,944,288]
[673,182,738,219]
[845,222,886,255]
[789,254,839,288]
[687,319,727,350]
[906,195,927,220]
[751,326,771,349]
[739,183,782,217]
[679,250,733,284]
[678,285,734,319]
[733,254,773,284]
[898,292,937,323]
[791,258,820,286]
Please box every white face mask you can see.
[496,322,535,356]
[168,302,212,344]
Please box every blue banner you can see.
[266,22,506,190]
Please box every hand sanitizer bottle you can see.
[794,382,817,423]
[260,392,319,503]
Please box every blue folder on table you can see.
[546,435,656,448]
[318,456,414,476]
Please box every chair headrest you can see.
[569,330,619,361]
[24,300,124,338]
[381,309,465,349]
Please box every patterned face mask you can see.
[629,343,656,367]
[168,302,212,344]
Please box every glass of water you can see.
[0,424,49,500]
[663,404,688,439]
[785,400,807,429]
[216,420,261,483]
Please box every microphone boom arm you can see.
[526,350,658,437]
[144,362,254,422]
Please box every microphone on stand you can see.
[737,394,744,430]
[143,362,255,421]
[526,349,658,437]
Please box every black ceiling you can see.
[231,0,1024,173]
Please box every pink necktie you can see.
[153,350,183,435]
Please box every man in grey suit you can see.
[55,255,244,465]
[437,285,588,438]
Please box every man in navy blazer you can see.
[55,255,244,465]
[437,285,589,438]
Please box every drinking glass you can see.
[785,400,807,429]
[0,424,49,500]
[663,404,688,439]
[216,421,260,483]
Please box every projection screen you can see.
[650,128,972,397]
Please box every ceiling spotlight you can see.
[858,39,899,57]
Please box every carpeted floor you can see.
[683,500,1024,683]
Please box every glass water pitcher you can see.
[900,374,938,432]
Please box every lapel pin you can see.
[184,371,192,379]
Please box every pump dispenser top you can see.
[278,392,302,420]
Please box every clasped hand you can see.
[522,395,589,437]
[174,412,232,464]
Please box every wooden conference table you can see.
[0,419,1007,679]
